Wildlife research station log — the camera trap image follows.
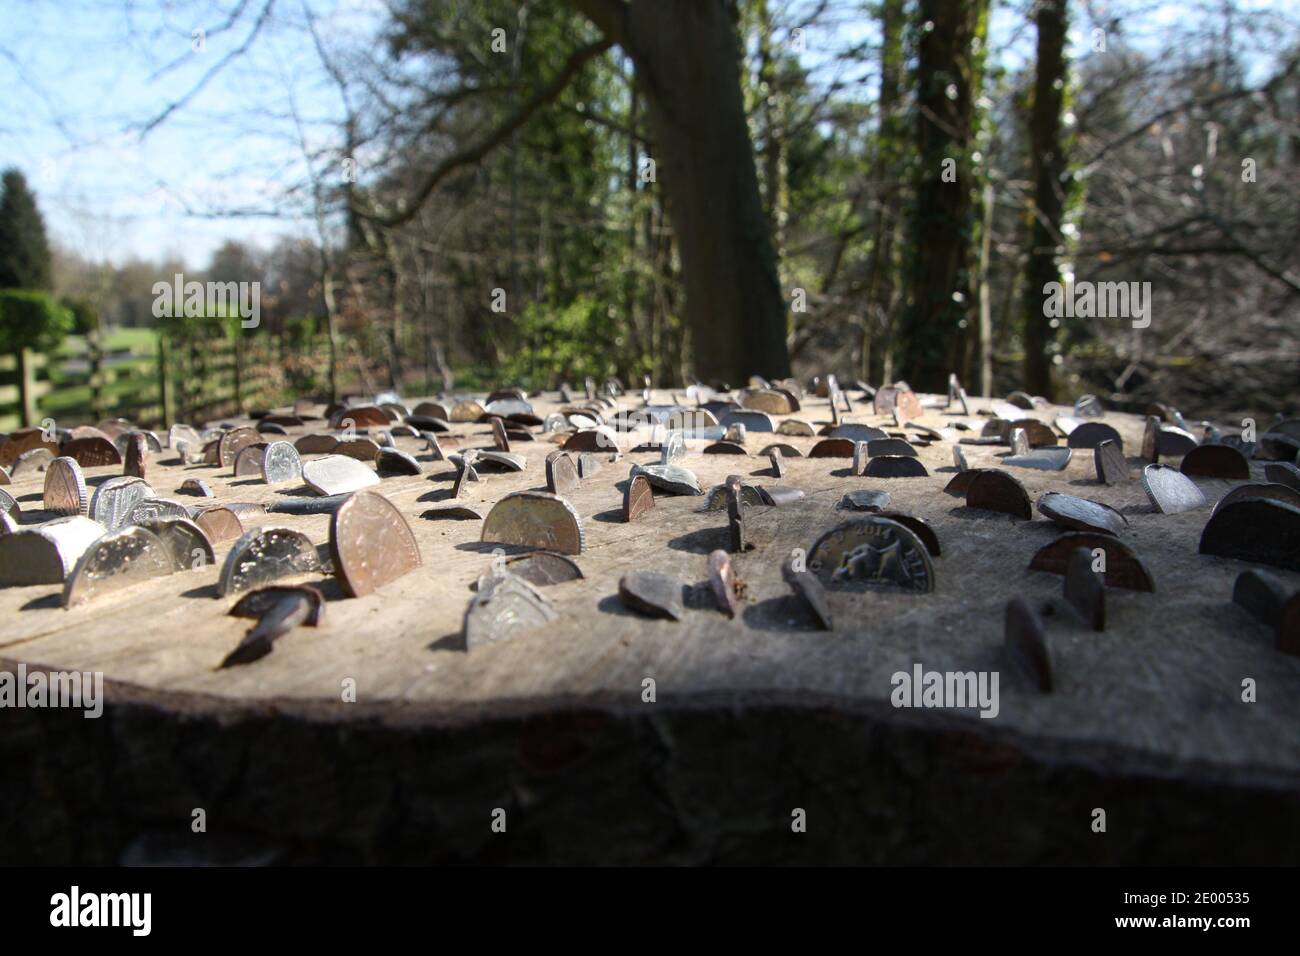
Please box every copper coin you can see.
[1094,439,1128,485]
[500,551,583,587]
[623,474,655,522]
[1265,462,1300,492]
[62,435,123,468]
[563,427,620,453]
[44,456,88,515]
[1008,419,1058,447]
[1199,498,1300,572]
[1212,482,1300,514]
[295,434,340,455]
[376,447,423,477]
[0,429,60,469]
[335,438,381,462]
[1067,422,1122,450]
[864,455,928,478]
[233,443,267,476]
[966,469,1032,519]
[809,438,854,458]
[218,525,321,597]
[874,510,940,556]
[332,404,391,429]
[329,490,421,597]
[219,427,260,468]
[546,451,579,496]
[194,506,245,544]
[412,401,450,421]
[1180,444,1250,480]
[1005,597,1053,692]
[1029,532,1155,591]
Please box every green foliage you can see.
[494,296,636,389]
[0,289,72,354]
[0,169,53,291]
[61,295,99,336]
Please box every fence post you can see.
[17,347,39,428]
[88,330,105,421]
[158,334,173,429]
[233,335,243,415]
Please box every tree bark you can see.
[898,0,990,392]
[1023,0,1070,399]
[573,0,791,385]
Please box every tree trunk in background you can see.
[899,0,990,392]
[1023,0,1070,399]
[575,0,791,385]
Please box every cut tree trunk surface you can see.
[2,390,1298,864]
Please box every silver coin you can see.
[807,517,935,592]
[218,525,321,597]
[301,454,380,496]
[1036,491,1128,536]
[126,497,192,525]
[12,448,55,478]
[0,488,17,515]
[261,441,303,484]
[89,476,156,530]
[631,463,702,496]
[660,431,687,465]
[136,516,216,571]
[62,525,174,608]
[475,450,526,472]
[463,569,557,649]
[1141,464,1206,514]
[44,457,89,516]
[0,515,106,586]
[168,424,201,450]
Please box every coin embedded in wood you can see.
[809,438,855,458]
[12,448,54,478]
[302,454,381,496]
[475,450,526,472]
[295,434,340,455]
[631,462,702,496]
[707,549,741,618]
[576,452,600,478]
[413,401,451,421]
[63,435,122,468]
[742,389,795,415]
[782,557,832,629]
[1178,443,1249,480]
[126,497,190,525]
[1004,597,1053,692]
[807,517,935,591]
[0,488,16,515]
[136,516,215,571]
[1067,422,1122,450]
[864,455,929,478]
[777,419,815,437]
[498,551,583,587]
[718,410,775,433]
[61,525,174,608]
[1003,447,1072,471]
[123,433,148,479]
[0,429,60,469]
[725,475,749,553]
[1257,431,1300,462]
[701,482,766,511]
[966,470,1032,519]
[1063,546,1105,631]
[233,443,267,477]
[838,490,890,512]
[482,491,585,555]
[1141,463,1206,514]
[1036,492,1128,536]
[1094,439,1128,485]
[464,570,558,648]
[546,451,579,496]
[623,473,655,523]
[44,457,88,516]
[1212,482,1300,514]
[867,437,918,458]
[332,404,391,429]
[1074,394,1103,418]
[943,468,989,496]
[768,448,787,478]
[261,441,303,484]
[329,490,421,597]
[375,447,423,477]
[1155,425,1198,458]
[953,445,970,473]
[659,431,686,465]
[335,438,381,462]
[1198,498,1300,572]
[0,516,105,586]
[218,427,260,468]
[420,504,482,521]
[1263,462,1300,492]
[193,506,245,544]
[1232,569,1289,627]
[618,570,684,621]
[830,423,888,444]
[564,426,620,453]
[1009,428,1030,457]
[1029,532,1155,591]
[89,475,156,531]
[218,525,321,597]
[1006,390,1035,410]
[1141,416,1160,462]
[222,585,323,668]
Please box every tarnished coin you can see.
[376,447,423,477]
[44,457,88,516]
[136,516,215,571]
[1074,394,1103,417]
[488,416,511,453]
[1005,597,1053,692]
[194,506,245,544]
[218,525,321,597]
[1232,569,1288,627]
[0,516,105,586]
[1141,416,1160,462]
[944,468,989,497]
[718,410,775,433]
[807,517,935,592]
[261,441,303,484]
[838,490,890,512]
[123,433,148,479]
[499,551,583,587]
[1064,546,1105,631]
[874,511,941,556]
[1141,463,1206,514]
[330,490,421,597]
[1179,444,1250,480]
[706,549,741,618]
[464,570,557,649]
[295,434,340,455]
[864,455,929,478]
[475,450,526,473]
[1094,439,1128,485]
[1199,498,1300,571]
[233,443,267,476]
[1067,422,1122,450]
[703,441,749,456]
[0,430,59,471]
[482,491,585,555]
[1029,532,1155,591]
[168,424,202,451]
[1036,492,1128,536]
[127,497,191,524]
[89,476,156,531]
[742,389,795,415]
[12,448,54,477]
[0,488,16,514]
[808,438,854,458]
[777,419,815,437]
[701,481,766,511]
[1006,390,1035,410]
[62,525,174,608]
[953,445,970,473]
[618,570,684,620]
[1156,425,1198,457]
[1257,432,1300,462]
[450,399,486,423]
[782,558,832,629]
[966,470,1032,519]
[450,450,479,498]
[63,435,122,468]
[335,438,381,462]
[1213,482,1300,514]
[421,431,447,462]
[219,427,261,468]
[302,454,380,496]
[631,463,702,496]
[546,451,579,496]
[0,510,15,535]
[564,426,620,453]
[1265,462,1300,492]
[413,401,451,421]
[421,505,483,521]
[623,474,655,522]
[1009,419,1058,448]
[332,404,391,429]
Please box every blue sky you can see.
[2,0,1291,270]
